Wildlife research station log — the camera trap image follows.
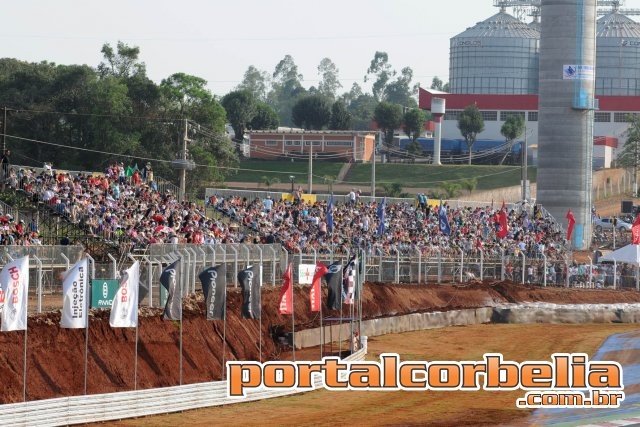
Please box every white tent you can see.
[600,244,640,265]
[599,244,640,290]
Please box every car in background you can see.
[593,217,632,232]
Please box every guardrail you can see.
[0,343,367,426]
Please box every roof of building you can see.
[452,11,540,39]
[597,12,640,38]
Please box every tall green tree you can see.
[268,55,306,126]
[385,66,417,107]
[499,114,525,165]
[365,51,394,101]
[317,57,341,100]
[330,100,352,130]
[237,65,269,101]
[457,104,485,165]
[291,95,331,130]
[374,101,402,153]
[616,114,640,195]
[249,101,279,130]
[403,108,429,142]
[97,41,143,78]
[222,89,256,143]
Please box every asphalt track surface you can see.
[530,330,640,427]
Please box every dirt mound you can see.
[1,282,640,403]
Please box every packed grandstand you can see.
[2,162,572,263]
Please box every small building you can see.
[245,130,376,162]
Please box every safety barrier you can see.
[0,342,367,427]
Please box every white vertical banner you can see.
[109,261,140,328]
[60,258,88,329]
[1,256,30,332]
[298,264,316,285]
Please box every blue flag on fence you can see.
[377,197,386,235]
[439,200,451,236]
[327,193,334,232]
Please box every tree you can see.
[291,95,332,130]
[268,55,306,126]
[374,102,403,152]
[461,178,478,194]
[330,100,352,130]
[222,89,256,143]
[97,41,143,78]
[237,65,269,101]
[499,114,525,165]
[260,175,280,190]
[317,58,342,100]
[403,108,429,142]
[385,66,417,107]
[616,114,640,195]
[430,76,449,92]
[249,101,279,130]
[381,182,405,198]
[457,104,485,165]
[441,181,461,198]
[365,51,394,101]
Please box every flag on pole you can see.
[199,265,226,320]
[238,266,261,319]
[109,261,140,328]
[279,263,293,315]
[497,201,509,239]
[438,200,451,236]
[566,208,576,241]
[343,255,357,305]
[1,256,29,332]
[324,262,342,310]
[377,198,386,235]
[633,214,640,245]
[326,193,334,233]
[159,260,182,321]
[311,262,328,312]
[60,258,88,329]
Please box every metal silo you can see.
[449,8,540,94]
[537,0,597,250]
[596,8,640,95]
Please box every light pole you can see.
[289,175,295,193]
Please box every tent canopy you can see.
[599,244,640,265]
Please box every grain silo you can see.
[596,5,640,95]
[449,7,540,94]
[537,0,597,250]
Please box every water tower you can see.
[431,98,446,165]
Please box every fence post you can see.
[500,248,505,281]
[85,254,95,280]
[244,245,251,268]
[417,249,422,283]
[520,251,526,284]
[395,251,400,284]
[459,249,464,283]
[565,259,570,288]
[587,256,593,289]
[228,245,238,288]
[542,252,547,287]
[378,254,383,282]
[613,260,617,290]
[34,255,43,314]
[437,249,442,284]
[187,247,197,293]
[143,255,153,307]
[60,253,70,271]
[256,245,264,285]
[108,253,117,279]
[479,249,484,281]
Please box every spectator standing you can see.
[1,150,10,181]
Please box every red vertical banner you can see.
[566,209,576,241]
[632,214,640,245]
[279,263,293,315]
[310,262,328,312]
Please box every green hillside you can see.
[229,160,536,191]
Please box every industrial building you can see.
[418,0,640,169]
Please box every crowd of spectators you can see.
[2,159,570,261]
[208,192,570,260]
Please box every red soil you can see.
[1,281,640,404]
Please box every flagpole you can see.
[23,327,27,402]
[179,277,183,386]
[222,282,227,381]
[320,292,323,359]
[84,284,90,395]
[259,268,262,363]
[291,280,296,361]
[134,321,139,391]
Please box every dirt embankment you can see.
[2,281,640,404]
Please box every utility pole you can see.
[371,132,378,198]
[2,106,6,154]
[180,118,188,201]
[521,125,529,202]
[308,133,313,194]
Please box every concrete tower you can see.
[537,0,597,250]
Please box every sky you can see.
[2,0,501,97]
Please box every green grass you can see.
[345,164,537,191]
[227,160,537,192]
[229,159,344,184]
